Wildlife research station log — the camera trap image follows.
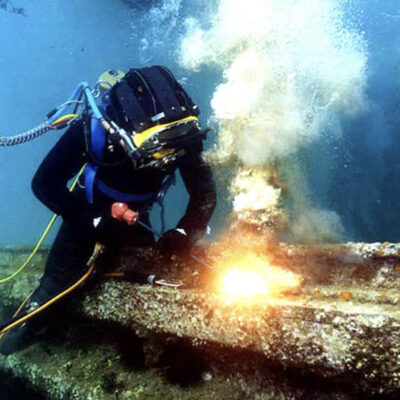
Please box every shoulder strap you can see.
[84,116,107,204]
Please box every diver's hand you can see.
[157,228,191,256]
[111,202,139,225]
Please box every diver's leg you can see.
[33,218,96,303]
[0,219,96,356]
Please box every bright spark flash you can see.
[222,269,269,296]
[218,254,301,299]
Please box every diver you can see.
[0,66,217,355]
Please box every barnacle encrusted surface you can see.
[80,281,400,395]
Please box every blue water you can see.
[1,0,400,396]
[303,0,400,241]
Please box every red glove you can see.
[111,203,139,225]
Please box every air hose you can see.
[0,82,103,147]
[0,113,82,147]
[0,122,52,147]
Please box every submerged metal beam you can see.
[0,242,399,398]
[80,280,400,396]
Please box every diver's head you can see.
[102,66,204,168]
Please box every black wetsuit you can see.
[30,120,217,304]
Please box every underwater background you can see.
[0,0,400,398]
[0,0,400,247]
[1,0,400,248]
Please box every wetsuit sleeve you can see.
[31,122,88,218]
[177,144,217,243]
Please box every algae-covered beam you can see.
[80,280,400,396]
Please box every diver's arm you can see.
[177,144,217,244]
[31,122,88,218]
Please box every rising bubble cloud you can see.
[179,0,368,240]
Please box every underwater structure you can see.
[0,239,399,400]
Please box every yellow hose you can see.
[0,244,102,336]
[0,164,86,284]
[52,114,81,125]
[0,290,34,341]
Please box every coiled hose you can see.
[0,122,51,147]
[0,81,97,147]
